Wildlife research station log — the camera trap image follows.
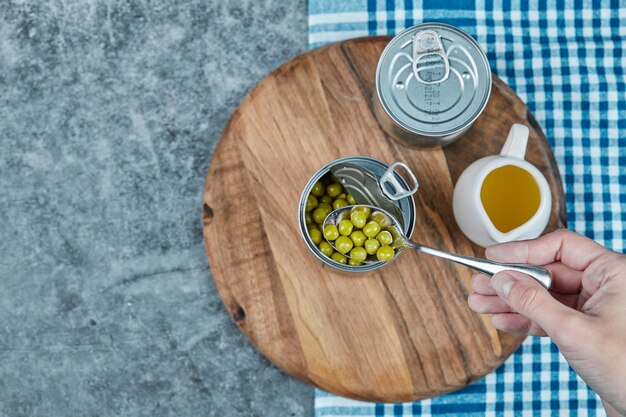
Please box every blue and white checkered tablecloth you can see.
[309,0,626,416]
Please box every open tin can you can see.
[374,23,492,147]
[298,156,417,273]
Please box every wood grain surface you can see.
[202,37,567,402]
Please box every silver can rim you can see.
[375,22,493,137]
[298,156,417,273]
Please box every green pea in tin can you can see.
[298,156,417,273]
[374,23,492,147]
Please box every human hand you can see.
[467,229,626,417]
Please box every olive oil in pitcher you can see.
[480,165,541,233]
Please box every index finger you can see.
[485,229,608,270]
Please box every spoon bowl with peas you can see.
[323,205,552,289]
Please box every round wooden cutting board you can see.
[202,37,566,402]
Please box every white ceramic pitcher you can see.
[452,124,552,247]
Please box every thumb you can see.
[491,271,583,344]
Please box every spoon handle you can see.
[409,243,552,289]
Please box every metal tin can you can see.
[298,156,416,273]
[374,23,492,147]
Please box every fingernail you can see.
[491,272,516,299]
[485,242,516,261]
[485,244,506,260]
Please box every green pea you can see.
[348,258,362,266]
[312,207,331,224]
[363,221,381,238]
[309,228,322,245]
[331,252,347,264]
[335,236,353,254]
[346,193,357,205]
[376,230,393,246]
[338,219,354,236]
[305,212,313,225]
[320,195,333,204]
[318,202,332,212]
[318,241,333,256]
[376,245,395,262]
[350,247,367,262]
[371,212,391,228]
[351,205,370,218]
[327,183,343,197]
[332,199,349,210]
[350,230,366,247]
[305,194,318,212]
[364,238,380,255]
[311,181,325,197]
[323,224,339,241]
[337,193,347,200]
[350,210,367,228]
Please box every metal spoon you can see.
[323,205,552,289]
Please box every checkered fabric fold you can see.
[310,0,625,415]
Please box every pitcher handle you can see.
[500,123,529,160]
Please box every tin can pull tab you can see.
[379,162,419,201]
[412,30,450,85]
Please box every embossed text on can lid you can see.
[376,23,492,137]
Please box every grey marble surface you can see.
[0,0,311,416]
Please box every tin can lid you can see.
[376,23,492,137]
